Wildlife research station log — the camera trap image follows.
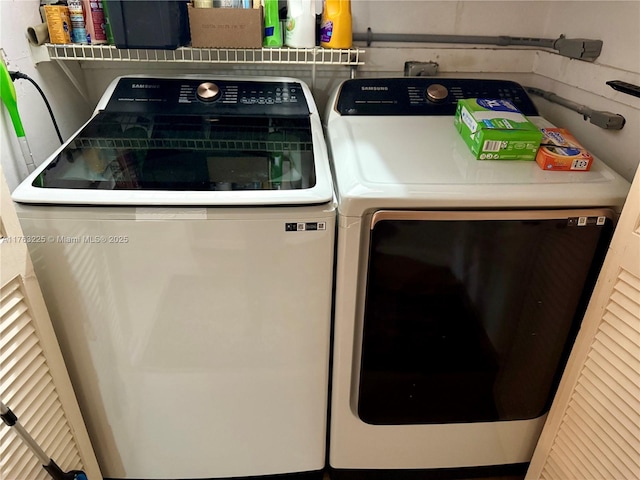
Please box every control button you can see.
[426,84,448,102]
[196,82,221,102]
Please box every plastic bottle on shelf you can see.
[263,0,282,47]
[101,0,114,44]
[82,0,107,44]
[285,0,316,48]
[320,0,352,49]
[68,0,88,44]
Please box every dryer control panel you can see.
[105,77,310,117]
[336,78,538,116]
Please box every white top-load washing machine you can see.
[324,78,630,479]
[12,75,335,480]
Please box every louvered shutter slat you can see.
[531,268,640,480]
[0,277,86,477]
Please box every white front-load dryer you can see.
[13,75,335,480]
[323,78,630,479]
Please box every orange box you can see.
[536,128,594,172]
[44,5,72,44]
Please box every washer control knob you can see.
[197,82,221,102]
[426,84,448,103]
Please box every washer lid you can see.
[13,107,333,206]
[326,115,630,215]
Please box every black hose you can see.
[9,71,64,144]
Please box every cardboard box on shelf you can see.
[187,5,263,48]
[454,98,543,161]
[536,128,594,171]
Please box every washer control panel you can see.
[336,78,538,116]
[105,78,309,116]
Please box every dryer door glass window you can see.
[32,113,315,191]
[358,211,613,425]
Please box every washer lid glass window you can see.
[33,113,316,193]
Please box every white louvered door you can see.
[0,167,102,480]
[526,165,640,480]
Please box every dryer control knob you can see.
[197,82,221,102]
[426,84,448,103]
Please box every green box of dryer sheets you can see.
[454,98,543,160]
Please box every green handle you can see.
[0,59,25,138]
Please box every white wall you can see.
[536,1,640,182]
[346,1,640,181]
[1,0,92,190]
[1,1,639,191]
[351,0,551,37]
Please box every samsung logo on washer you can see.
[361,86,388,91]
[132,84,161,89]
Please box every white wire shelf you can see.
[43,44,365,65]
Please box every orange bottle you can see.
[320,0,352,49]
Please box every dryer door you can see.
[357,209,615,425]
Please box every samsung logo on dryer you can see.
[131,84,161,89]
[361,86,388,91]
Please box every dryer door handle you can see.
[369,208,616,229]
